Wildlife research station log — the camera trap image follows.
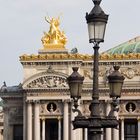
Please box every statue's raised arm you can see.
[45,16,50,24]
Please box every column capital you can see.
[105,99,112,104]
[40,117,46,121]
[26,100,33,104]
[62,99,70,103]
[33,100,40,104]
[137,116,140,121]
[120,117,124,120]
[57,116,62,120]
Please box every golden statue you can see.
[41,16,67,50]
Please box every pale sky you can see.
[0,0,140,86]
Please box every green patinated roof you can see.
[105,37,140,55]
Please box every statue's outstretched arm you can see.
[45,17,50,24]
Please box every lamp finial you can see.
[93,0,101,5]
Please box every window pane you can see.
[124,119,137,140]
[13,125,23,140]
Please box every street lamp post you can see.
[67,0,125,140]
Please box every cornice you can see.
[20,53,140,62]
[24,87,140,95]
[24,88,69,93]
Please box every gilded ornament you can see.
[41,16,67,50]
[20,53,140,61]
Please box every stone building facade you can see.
[0,17,140,140]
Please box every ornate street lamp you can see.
[86,0,108,43]
[67,67,84,109]
[67,67,84,99]
[67,0,125,140]
[108,66,125,98]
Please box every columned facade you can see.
[0,20,140,140]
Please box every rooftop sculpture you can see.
[41,16,67,50]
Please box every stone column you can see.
[137,117,140,140]
[0,129,3,140]
[58,117,61,140]
[23,99,27,140]
[0,129,1,140]
[113,111,119,140]
[70,102,76,140]
[105,101,112,140]
[41,118,45,140]
[34,100,40,140]
[101,129,103,140]
[63,100,69,140]
[84,128,88,140]
[27,101,32,140]
[74,100,83,140]
[121,118,124,140]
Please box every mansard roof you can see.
[0,83,23,93]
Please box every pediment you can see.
[23,69,68,89]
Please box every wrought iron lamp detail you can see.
[67,0,125,140]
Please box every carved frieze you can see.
[83,66,140,86]
[121,67,140,79]
[83,66,113,80]
[26,75,68,89]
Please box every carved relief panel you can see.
[40,101,63,116]
[26,75,68,89]
[119,100,140,117]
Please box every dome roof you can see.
[104,36,140,55]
